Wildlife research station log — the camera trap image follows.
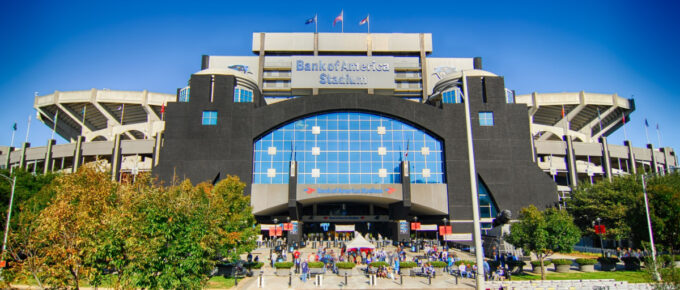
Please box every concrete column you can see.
[600,137,612,181]
[288,161,299,220]
[44,139,56,174]
[401,161,412,207]
[19,142,30,170]
[4,146,14,169]
[153,132,163,167]
[529,134,537,163]
[624,140,637,174]
[660,147,673,174]
[51,159,56,171]
[564,136,578,187]
[111,134,122,181]
[419,33,428,102]
[648,144,659,174]
[73,136,84,172]
[257,32,265,92]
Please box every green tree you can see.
[567,173,680,253]
[505,205,581,280]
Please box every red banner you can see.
[439,226,452,236]
[269,227,283,236]
[411,222,421,230]
[283,223,292,231]
[594,225,606,234]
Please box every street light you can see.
[461,70,485,290]
[641,175,660,281]
[413,216,418,252]
[592,217,604,257]
[0,173,17,275]
[442,217,448,249]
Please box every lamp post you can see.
[413,216,418,252]
[273,218,279,250]
[641,175,660,281]
[0,174,17,275]
[462,70,485,290]
[592,217,604,257]
[442,217,448,249]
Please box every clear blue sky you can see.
[1,0,678,153]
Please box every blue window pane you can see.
[479,111,494,126]
[202,111,217,125]
[253,111,445,184]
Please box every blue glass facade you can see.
[234,88,253,103]
[253,112,444,185]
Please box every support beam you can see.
[648,144,659,174]
[600,137,612,181]
[43,139,55,174]
[564,136,578,187]
[111,134,122,181]
[4,147,13,169]
[73,136,84,172]
[19,142,30,170]
[625,140,637,174]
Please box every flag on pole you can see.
[306,14,318,33]
[305,15,316,24]
[334,10,344,32]
[622,113,626,124]
[359,15,369,25]
[622,112,628,141]
[656,123,662,148]
[644,118,651,144]
[561,105,565,117]
[12,123,17,131]
[644,118,649,127]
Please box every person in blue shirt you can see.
[483,260,491,280]
[301,261,309,282]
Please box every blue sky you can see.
[1,0,678,153]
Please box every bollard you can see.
[258,272,264,288]
[289,270,292,287]
[235,275,238,286]
[400,273,403,285]
[344,272,348,286]
[428,274,431,285]
[455,274,458,284]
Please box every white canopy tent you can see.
[345,231,376,251]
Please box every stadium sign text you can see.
[291,56,395,89]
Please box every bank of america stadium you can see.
[1,32,676,244]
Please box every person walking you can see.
[301,260,309,282]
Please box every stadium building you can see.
[2,32,677,243]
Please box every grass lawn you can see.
[511,271,652,283]
[206,276,237,289]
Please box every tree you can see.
[505,205,581,280]
[567,173,680,253]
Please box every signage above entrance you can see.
[291,56,395,89]
[297,184,402,203]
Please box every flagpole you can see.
[644,120,650,144]
[622,113,628,141]
[656,124,662,148]
[368,14,370,34]
[24,115,31,143]
[315,14,318,34]
[51,110,59,140]
[342,10,344,33]
[10,126,15,148]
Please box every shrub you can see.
[308,262,325,268]
[431,261,447,268]
[455,260,475,266]
[551,259,573,265]
[531,260,552,267]
[574,258,597,265]
[508,260,526,268]
[399,261,417,268]
[249,262,264,269]
[336,262,356,269]
[597,257,619,264]
[369,261,389,268]
[674,255,680,262]
[275,262,294,268]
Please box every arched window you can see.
[253,112,444,184]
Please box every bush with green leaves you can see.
[431,261,447,268]
[399,261,417,268]
[369,261,389,268]
[597,257,619,265]
[275,262,294,268]
[336,262,355,269]
[307,262,325,268]
[508,260,526,268]
[551,259,573,265]
[455,260,475,266]
[249,262,264,269]
[574,258,597,265]
[531,260,552,267]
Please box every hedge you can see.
[336,262,356,269]
[275,262,294,268]
[249,262,265,269]
[454,260,475,266]
[399,261,417,268]
[431,261,447,268]
[369,261,389,268]
[551,259,573,265]
[597,257,619,264]
[308,262,325,268]
[530,260,552,267]
[574,258,597,265]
